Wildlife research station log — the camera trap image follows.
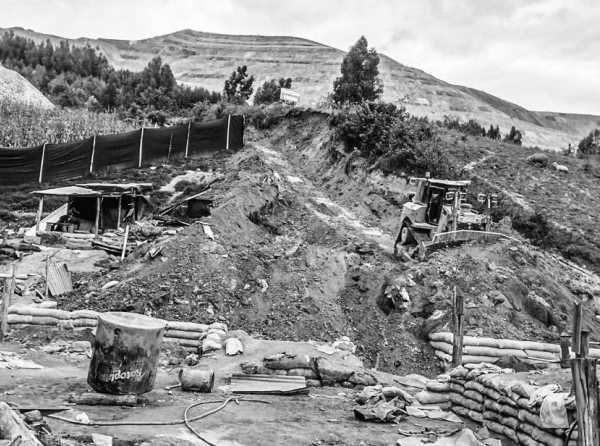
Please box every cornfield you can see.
[0,101,136,148]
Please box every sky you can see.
[1,0,599,115]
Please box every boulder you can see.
[527,153,549,167]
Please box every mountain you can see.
[0,63,54,109]
[2,27,599,150]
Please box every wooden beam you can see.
[117,195,122,230]
[560,332,571,368]
[451,286,464,368]
[571,358,600,446]
[35,196,44,234]
[0,402,44,445]
[184,120,191,158]
[121,224,130,261]
[94,196,101,236]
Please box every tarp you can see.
[142,127,173,163]
[0,115,244,185]
[188,118,228,154]
[43,138,94,182]
[94,129,142,171]
[0,145,43,185]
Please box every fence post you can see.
[167,134,173,161]
[184,121,191,159]
[0,263,15,341]
[38,143,47,184]
[451,286,464,367]
[226,114,231,151]
[138,127,145,168]
[90,135,96,174]
[560,332,571,368]
[571,303,600,446]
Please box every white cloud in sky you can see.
[0,0,598,114]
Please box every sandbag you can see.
[520,422,564,446]
[316,357,354,383]
[264,353,314,370]
[165,321,209,333]
[415,390,450,405]
[165,329,204,340]
[463,390,483,403]
[179,368,214,392]
[287,368,319,379]
[425,381,450,393]
[429,332,561,353]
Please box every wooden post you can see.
[451,286,464,367]
[38,143,46,184]
[89,135,96,174]
[138,127,145,168]
[121,224,130,261]
[35,196,44,234]
[560,332,571,368]
[167,133,173,161]
[184,120,191,159]
[117,195,122,230]
[570,303,599,446]
[225,114,231,151]
[0,264,15,341]
[571,358,600,446]
[94,196,101,236]
[44,255,50,300]
[452,191,459,241]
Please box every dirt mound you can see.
[61,115,600,378]
[0,64,53,109]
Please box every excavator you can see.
[393,177,511,259]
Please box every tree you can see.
[486,125,500,140]
[332,36,382,104]
[577,129,600,157]
[254,77,292,105]
[503,126,523,145]
[223,65,254,104]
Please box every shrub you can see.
[578,129,600,157]
[330,101,451,177]
[503,126,523,145]
[254,78,292,105]
[223,65,255,104]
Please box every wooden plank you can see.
[0,264,15,341]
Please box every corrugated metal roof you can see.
[77,183,154,193]
[32,186,100,197]
[47,262,73,296]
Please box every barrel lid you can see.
[99,312,166,331]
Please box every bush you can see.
[254,78,292,105]
[330,101,451,177]
[578,129,600,157]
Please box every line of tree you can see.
[577,128,600,157]
[0,31,221,120]
[441,117,522,145]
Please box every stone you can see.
[349,370,377,386]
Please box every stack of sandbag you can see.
[7,305,218,349]
[201,322,228,353]
[429,332,600,365]
[445,365,577,446]
[240,352,378,388]
[414,376,452,409]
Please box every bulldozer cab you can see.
[410,178,470,225]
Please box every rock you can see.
[349,370,377,386]
[306,379,321,387]
[70,341,91,353]
[332,336,356,353]
[23,410,43,423]
[527,153,549,167]
[92,433,113,446]
[184,353,199,366]
[225,338,244,356]
[102,280,119,290]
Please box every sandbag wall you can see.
[7,306,227,351]
[419,367,577,446]
[0,115,244,185]
[429,332,600,365]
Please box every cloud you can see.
[0,0,598,113]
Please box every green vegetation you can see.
[223,65,255,104]
[503,125,523,145]
[254,77,292,105]
[0,31,220,118]
[578,128,599,157]
[0,100,135,147]
[330,101,451,177]
[332,36,382,104]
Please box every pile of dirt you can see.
[58,116,600,378]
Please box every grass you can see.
[0,101,136,148]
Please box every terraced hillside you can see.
[3,27,599,150]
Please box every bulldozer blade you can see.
[424,230,519,249]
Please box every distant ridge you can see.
[2,26,599,150]
[0,63,54,110]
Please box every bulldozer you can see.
[394,177,509,259]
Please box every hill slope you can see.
[3,27,599,150]
[0,63,53,109]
